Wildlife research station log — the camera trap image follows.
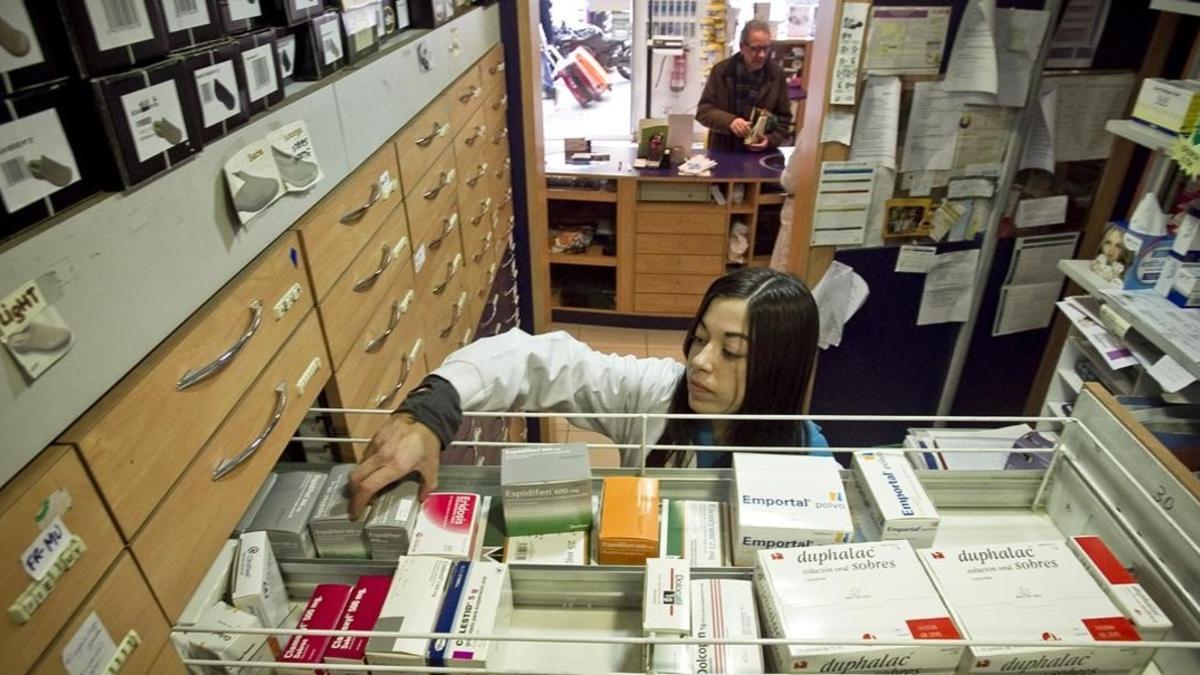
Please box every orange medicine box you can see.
[597,477,660,565]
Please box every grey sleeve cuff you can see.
[396,374,463,450]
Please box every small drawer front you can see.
[461,192,495,235]
[423,285,472,368]
[635,292,705,316]
[483,85,508,135]
[329,271,422,412]
[479,44,506,93]
[489,123,510,156]
[637,273,716,295]
[1,446,125,674]
[132,311,329,620]
[635,210,725,236]
[404,146,459,237]
[412,201,465,293]
[295,145,401,300]
[635,254,724,275]
[456,154,493,208]
[149,640,189,675]
[319,201,413,369]
[636,233,725,256]
[62,233,312,539]
[454,106,491,169]
[394,97,453,195]
[31,553,171,675]
[489,150,512,197]
[346,351,430,460]
[446,66,485,134]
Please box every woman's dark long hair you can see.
[654,268,819,464]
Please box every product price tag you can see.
[62,612,116,675]
[20,516,73,581]
[0,109,81,213]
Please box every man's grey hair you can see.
[740,19,771,45]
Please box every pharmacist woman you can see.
[348,267,829,518]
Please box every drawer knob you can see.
[432,254,463,296]
[438,292,467,338]
[427,213,458,251]
[414,121,448,147]
[352,244,394,292]
[469,197,492,226]
[492,94,508,111]
[376,339,423,408]
[212,383,287,480]
[464,124,487,146]
[339,182,382,224]
[488,62,505,75]
[177,301,263,391]
[473,232,493,263]
[365,289,415,353]
[466,162,489,187]
[422,168,455,200]
[459,85,482,103]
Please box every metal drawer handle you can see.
[492,127,508,145]
[178,301,263,391]
[500,236,516,266]
[422,168,455,200]
[459,85,482,103]
[414,121,447,147]
[365,289,415,353]
[339,182,381,224]
[432,254,463,295]
[494,159,510,179]
[464,124,487,146]
[466,163,489,187]
[213,383,286,480]
[481,293,499,325]
[502,307,519,325]
[458,327,473,348]
[473,232,493,263]
[377,339,423,408]
[500,187,513,208]
[428,213,458,251]
[488,62,505,75]
[352,244,394,292]
[469,197,493,225]
[485,263,498,288]
[491,94,508,111]
[439,292,467,337]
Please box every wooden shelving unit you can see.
[549,246,617,267]
[547,188,618,202]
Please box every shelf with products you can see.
[549,245,618,267]
[1105,119,1181,154]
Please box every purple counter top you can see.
[545,145,792,182]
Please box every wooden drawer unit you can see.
[479,44,506,93]
[131,311,329,620]
[294,144,401,300]
[447,66,484,133]
[412,200,465,293]
[635,293,705,316]
[31,553,170,675]
[319,201,412,369]
[483,84,508,134]
[61,233,312,539]
[403,146,459,237]
[635,209,725,235]
[635,253,724,275]
[454,107,491,169]
[637,273,715,295]
[393,96,453,195]
[636,233,724,256]
[2,446,125,674]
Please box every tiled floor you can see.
[545,322,688,466]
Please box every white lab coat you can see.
[433,329,684,449]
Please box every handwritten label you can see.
[21,516,72,581]
[62,612,116,675]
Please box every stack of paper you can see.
[678,155,717,176]
[905,424,1057,471]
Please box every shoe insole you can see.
[28,156,73,187]
[8,322,71,354]
[0,15,31,57]
[273,146,319,188]
[233,170,280,212]
[214,78,236,110]
[153,118,184,145]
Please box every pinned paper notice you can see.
[917,249,980,325]
[895,245,938,273]
[813,261,870,349]
[849,76,901,169]
[830,3,870,105]
[943,0,998,95]
[821,110,855,146]
[1015,195,1068,229]
[908,171,934,197]
[1019,89,1057,173]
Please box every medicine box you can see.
[501,443,593,536]
[276,583,354,674]
[918,540,1151,673]
[1132,78,1200,135]
[247,470,328,559]
[365,480,420,560]
[365,556,455,666]
[217,0,268,34]
[232,531,290,629]
[426,560,514,669]
[1068,536,1173,642]
[178,539,239,626]
[505,531,588,565]
[409,492,480,559]
[597,476,660,565]
[324,575,393,671]
[182,602,267,668]
[755,541,963,673]
[690,579,763,674]
[234,473,277,537]
[644,558,690,635]
[309,464,369,559]
[852,451,939,548]
[1174,208,1200,257]
[180,41,250,148]
[1154,253,1200,308]
[731,453,853,566]
[660,499,730,567]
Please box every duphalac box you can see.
[365,556,455,666]
[324,575,393,672]
[1067,536,1173,642]
[309,464,370,559]
[853,451,940,548]
[644,558,690,635]
[365,480,420,560]
[660,499,729,567]
[409,492,481,559]
[501,443,592,536]
[235,29,284,116]
[178,539,240,626]
[731,453,853,566]
[755,541,964,674]
[0,81,97,236]
[426,561,514,670]
[505,531,588,565]
[277,583,354,674]
[180,40,250,147]
[247,470,328,559]
[597,476,660,565]
[161,0,222,51]
[1132,78,1200,135]
[58,0,169,77]
[295,11,345,81]
[690,579,763,674]
[183,602,269,670]
[0,2,74,95]
[234,473,278,537]
[918,540,1151,673]
[233,531,290,628]
[217,0,268,34]
[89,58,204,189]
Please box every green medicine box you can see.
[501,444,593,536]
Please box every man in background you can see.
[696,20,792,152]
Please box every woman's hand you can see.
[348,414,441,519]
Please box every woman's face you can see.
[1101,229,1123,263]
[686,298,750,415]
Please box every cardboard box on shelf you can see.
[1132,78,1200,135]
[852,451,940,548]
[217,0,268,34]
[232,531,290,629]
[342,4,382,66]
[690,579,764,674]
[501,443,592,536]
[58,0,170,77]
[178,539,239,626]
[597,476,660,565]
[182,602,269,670]
[309,463,370,559]
[161,0,222,51]
[179,40,250,147]
[0,2,73,95]
[409,492,480,559]
[426,560,514,669]
[234,29,285,116]
[276,583,355,674]
[295,11,345,81]
[365,556,455,667]
[247,470,328,559]
[266,0,326,27]
[234,473,278,537]
[1067,536,1173,642]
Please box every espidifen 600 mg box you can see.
[853,451,939,548]
[501,443,593,536]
